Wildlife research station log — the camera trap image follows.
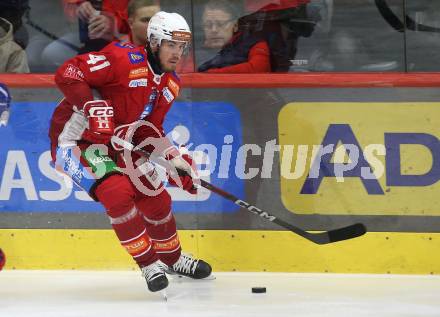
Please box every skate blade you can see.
[171,274,216,281]
[202,274,216,280]
[161,289,168,301]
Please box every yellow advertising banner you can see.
[278,102,440,215]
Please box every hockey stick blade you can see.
[273,217,366,244]
[111,136,367,245]
[326,222,367,243]
[309,223,367,244]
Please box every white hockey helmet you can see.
[147,11,192,47]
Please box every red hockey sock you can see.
[147,216,181,266]
[136,190,181,266]
[95,174,158,267]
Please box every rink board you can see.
[3,83,440,233]
[2,74,440,274]
[1,229,439,274]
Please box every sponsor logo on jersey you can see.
[128,78,148,88]
[61,148,84,184]
[115,42,135,49]
[162,87,175,103]
[167,78,180,96]
[128,52,145,64]
[88,156,113,165]
[140,89,157,118]
[141,104,153,118]
[129,67,148,79]
[63,64,84,81]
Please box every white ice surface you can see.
[0,271,439,317]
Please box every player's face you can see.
[202,8,236,49]
[158,40,186,72]
[128,5,160,46]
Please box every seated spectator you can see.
[287,0,332,72]
[0,17,29,73]
[75,0,129,53]
[0,0,29,49]
[126,0,160,46]
[25,0,131,72]
[240,0,320,72]
[25,0,81,72]
[196,0,271,73]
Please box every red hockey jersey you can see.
[49,41,182,153]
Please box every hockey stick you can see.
[111,136,367,244]
[196,180,366,244]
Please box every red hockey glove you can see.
[0,248,5,271]
[82,100,115,144]
[168,153,198,194]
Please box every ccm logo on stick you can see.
[235,199,276,221]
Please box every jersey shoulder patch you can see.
[114,41,136,49]
[103,43,144,64]
[127,50,146,64]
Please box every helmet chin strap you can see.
[146,43,164,74]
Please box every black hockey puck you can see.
[252,287,266,293]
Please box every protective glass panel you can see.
[405,0,440,71]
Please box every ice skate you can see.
[166,253,212,279]
[141,261,169,292]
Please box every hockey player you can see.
[48,11,211,292]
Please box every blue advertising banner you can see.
[0,101,243,213]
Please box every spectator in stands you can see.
[26,0,130,72]
[0,0,29,49]
[285,0,332,72]
[126,0,160,46]
[197,0,271,73]
[240,0,320,72]
[0,17,29,73]
[25,1,80,72]
[75,0,129,53]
